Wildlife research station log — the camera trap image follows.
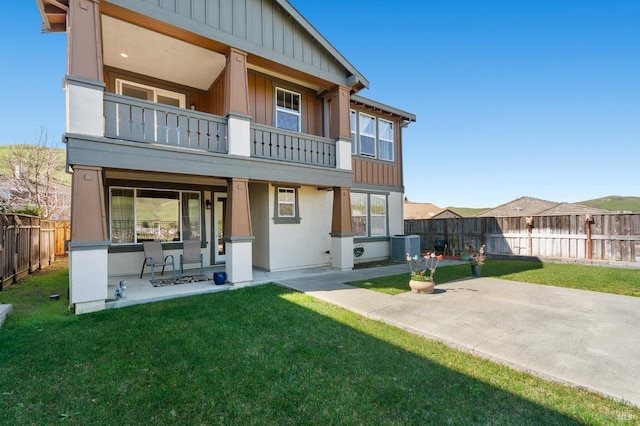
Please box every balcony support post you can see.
[68,166,110,314]
[330,187,354,270]
[224,48,251,157]
[329,86,352,171]
[224,178,254,285]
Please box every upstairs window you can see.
[350,109,357,154]
[378,119,394,161]
[351,110,396,162]
[115,79,186,108]
[276,87,301,132]
[358,113,376,157]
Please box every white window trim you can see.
[273,186,301,224]
[350,109,357,154]
[275,87,301,132]
[351,192,389,238]
[115,78,186,108]
[358,112,377,158]
[109,186,201,244]
[378,118,394,162]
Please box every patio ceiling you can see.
[101,16,226,91]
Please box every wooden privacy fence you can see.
[1,214,59,290]
[405,213,640,264]
[55,221,70,255]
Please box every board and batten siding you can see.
[352,116,403,188]
[119,0,349,84]
[248,72,323,136]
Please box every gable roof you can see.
[432,208,462,219]
[475,196,609,217]
[279,1,368,91]
[351,95,416,123]
[404,201,442,220]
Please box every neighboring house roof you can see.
[537,203,609,216]
[404,202,442,219]
[431,208,462,219]
[475,196,608,217]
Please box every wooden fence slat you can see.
[0,215,66,291]
[405,213,640,264]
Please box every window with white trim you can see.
[350,109,357,154]
[115,79,186,108]
[276,87,301,132]
[351,192,388,237]
[358,113,376,157]
[350,110,396,162]
[109,187,201,244]
[274,186,301,224]
[378,119,394,161]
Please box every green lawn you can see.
[349,259,640,297]
[1,262,639,424]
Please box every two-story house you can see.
[37,0,415,314]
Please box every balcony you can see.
[103,94,337,168]
[104,93,228,153]
[250,123,336,168]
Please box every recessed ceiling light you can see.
[120,52,128,58]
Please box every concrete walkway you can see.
[274,264,640,408]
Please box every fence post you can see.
[585,214,593,260]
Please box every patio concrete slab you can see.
[275,265,640,408]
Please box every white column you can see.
[331,236,354,271]
[225,237,254,287]
[335,137,353,171]
[65,75,105,137]
[226,112,251,157]
[68,241,110,314]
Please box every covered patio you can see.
[105,264,336,309]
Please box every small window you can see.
[116,79,186,108]
[359,113,376,157]
[276,87,301,132]
[274,186,301,224]
[378,119,394,161]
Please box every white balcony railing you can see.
[250,123,336,167]
[104,93,227,153]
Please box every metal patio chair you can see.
[140,241,176,281]
[180,240,204,277]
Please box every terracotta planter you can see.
[409,279,435,294]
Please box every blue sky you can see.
[4,1,638,208]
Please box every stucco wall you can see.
[266,185,333,271]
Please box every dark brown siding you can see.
[352,116,403,188]
[248,71,323,136]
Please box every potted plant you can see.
[406,252,443,293]
[470,244,486,277]
[461,241,473,261]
